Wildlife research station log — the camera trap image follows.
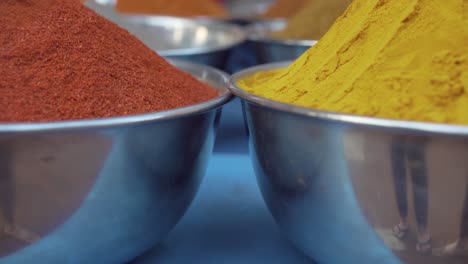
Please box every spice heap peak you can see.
[0,0,217,122]
[240,0,468,125]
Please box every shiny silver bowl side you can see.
[86,1,247,69]
[246,20,317,64]
[0,60,231,264]
[230,62,468,263]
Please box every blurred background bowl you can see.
[87,0,249,153]
[86,1,246,69]
[0,60,231,264]
[231,62,468,264]
[246,20,316,64]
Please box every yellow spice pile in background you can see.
[272,0,353,40]
[240,0,468,125]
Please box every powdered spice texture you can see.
[0,0,218,122]
[240,0,468,125]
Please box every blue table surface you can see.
[131,153,314,264]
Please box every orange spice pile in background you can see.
[116,0,227,17]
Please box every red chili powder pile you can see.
[0,0,219,123]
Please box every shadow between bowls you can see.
[229,61,468,264]
[0,60,231,264]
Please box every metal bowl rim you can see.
[0,60,232,133]
[229,61,468,136]
[246,19,318,47]
[107,14,247,56]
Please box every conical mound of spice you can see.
[240,0,468,125]
[0,0,218,123]
[115,0,227,17]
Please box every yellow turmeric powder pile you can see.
[239,0,468,125]
[262,0,309,19]
[271,0,353,40]
[116,0,227,17]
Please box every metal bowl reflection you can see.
[230,62,468,264]
[246,20,317,64]
[86,1,246,69]
[0,60,231,264]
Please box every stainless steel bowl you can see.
[86,1,248,155]
[230,62,468,264]
[246,20,317,64]
[0,60,231,263]
[86,1,246,69]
